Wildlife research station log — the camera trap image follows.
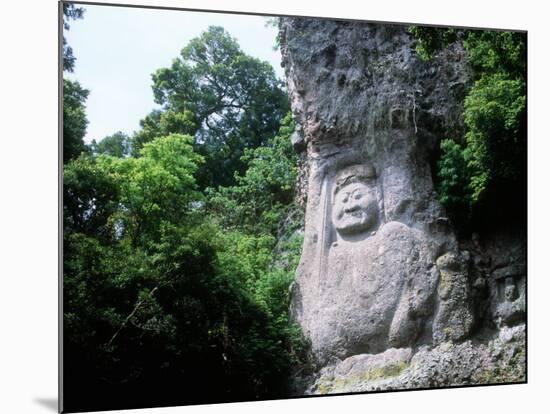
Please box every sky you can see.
[64,4,284,143]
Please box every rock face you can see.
[311,325,526,394]
[280,17,525,392]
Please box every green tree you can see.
[408,26,458,61]
[63,25,307,411]
[63,3,85,72]
[63,154,119,241]
[63,117,308,411]
[436,139,473,227]
[463,73,526,204]
[463,31,526,79]
[205,113,310,390]
[206,113,298,235]
[62,4,89,163]
[64,133,202,243]
[97,134,203,246]
[131,109,198,155]
[63,79,89,163]
[410,27,526,229]
[92,131,131,158]
[142,26,289,188]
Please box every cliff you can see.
[280,17,526,394]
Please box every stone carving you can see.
[331,165,379,237]
[296,162,440,363]
[310,324,525,394]
[432,252,474,344]
[281,17,524,391]
[492,264,526,328]
[282,18,475,366]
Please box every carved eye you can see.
[354,192,363,200]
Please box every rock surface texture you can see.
[280,17,526,393]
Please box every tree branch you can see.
[106,286,159,349]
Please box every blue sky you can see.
[64,4,284,143]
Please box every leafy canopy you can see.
[63,22,308,410]
[64,119,309,410]
[63,79,89,163]
[140,26,290,188]
[91,131,131,158]
[63,3,85,72]
[410,27,526,229]
[206,113,298,235]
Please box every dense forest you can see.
[62,5,526,412]
[63,5,309,412]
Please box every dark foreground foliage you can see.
[63,22,309,412]
[63,120,310,412]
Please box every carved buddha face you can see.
[332,181,379,236]
[504,278,518,302]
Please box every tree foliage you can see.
[410,27,527,230]
[408,26,458,61]
[63,5,89,164]
[63,79,89,163]
[463,73,526,204]
[91,131,131,158]
[437,139,471,206]
[140,26,290,188]
[131,109,198,155]
[463,31,526,79]
[63,3,85,72]
[206,113,298,235]
[64,97,306,412]
[63,19,308,411]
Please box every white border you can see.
[1,1,548,413]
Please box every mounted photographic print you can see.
[61,1,527,412]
